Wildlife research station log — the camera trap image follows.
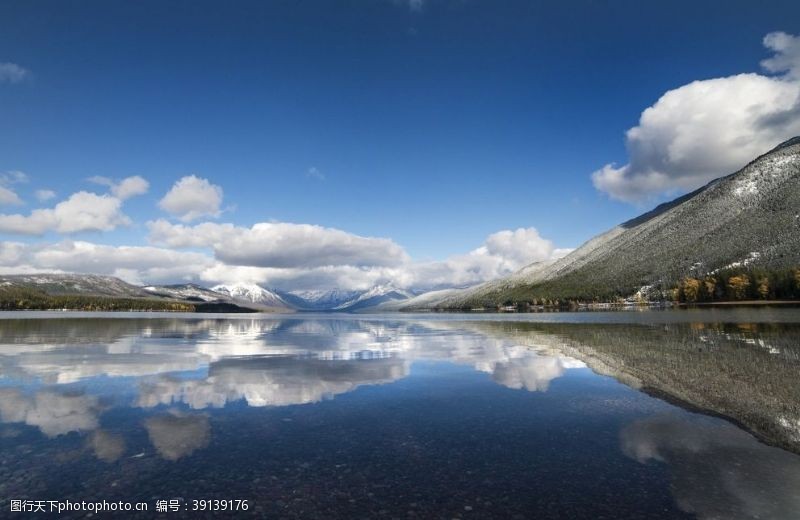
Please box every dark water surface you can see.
[0,310,799,519]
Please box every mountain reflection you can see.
[451,320,800,455]
[0,315,798,467]
[621,414,800,519]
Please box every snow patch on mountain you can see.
[143,284,224,302]
[211,283,289,308]
[333,284,413,310]
[287,289,361,309]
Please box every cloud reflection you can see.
[621,414,800,519]
[145,410,211,461]
[0,388,99,437]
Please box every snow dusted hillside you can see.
[0,274,147,297]
[211,283,291,309]
[279,285,414,311]
[408,136,800,309]
[143,284,227,302]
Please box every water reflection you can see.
[88,429,126,463]
[621,414,800,519]
[136,356,409,409]
[0,388,100,437]
[0,318,589,463]
[145,410,211,461]
[0,314,798,519]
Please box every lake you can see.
[0,309,799,519]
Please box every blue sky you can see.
[1,0,799,290]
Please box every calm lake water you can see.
[0,309,799,519]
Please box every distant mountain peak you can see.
[211,282,289,308]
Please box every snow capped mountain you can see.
[2,274,414,313]
[211,283,290,309]
[278,284,414,311]
[283,289,362,310]
[333,284,413,311]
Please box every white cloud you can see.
[0,171,28,206]
[0,186,22,206]
[158,175,223,222]
[146,220,566,291]
[34,189,56,202]
[0,191,132,235]
[149,220,572,290]
[0,240,214,284]
[1,171,28,184]
[0,62,29,83]
[148,219,409,269]
[593,32,800,203]
[197,263,403,291]
[762,31,800,79]
[88,175,149,200]
[405,227,563,289]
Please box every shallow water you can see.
[0,309,799,519]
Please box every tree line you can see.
[674,267,800,303]
[0,286,196,312]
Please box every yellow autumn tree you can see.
[727,274,751,300]
[681,278,702,302]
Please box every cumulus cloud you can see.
[147,222,568,290]
[148,219,409,269]
[34,189,56,202]
[0,62,29,83]
[197,263,403,291]
[405,227,564,289]
[762,31,800,78]
[158,175,223,222]
[593,31,800,203]
[0,191,132,235]
[0,240,214,284]
[0,186,22,206]
[88,175,149,200]
[0,171,567,291]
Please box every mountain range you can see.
[0,274,413,312]
[1,137,798,312]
